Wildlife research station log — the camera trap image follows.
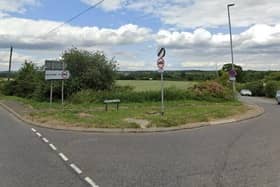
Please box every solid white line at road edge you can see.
[70,163,82,174]
[59,153,69,161]
[85,177,99,187]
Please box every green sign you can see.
[45,60,64,71]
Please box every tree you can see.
[62,48,117,95]
[3,61,44,98]
[221,63,243,82]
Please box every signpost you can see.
[157,48,166,116]
[229,69,237,81]
[45,60,70,105]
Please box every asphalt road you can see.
[1,97,280,187]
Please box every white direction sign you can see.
[45,70,70,80]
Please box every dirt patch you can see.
[125,118,150,129]
[78,112,94,118]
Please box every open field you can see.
[116,80,196,91]
[1,96,247,129]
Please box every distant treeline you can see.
[117,71,217,81]
[0,71,17,78]
[0,70,277,82]
[117,70,274,82]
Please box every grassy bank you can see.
[1,96,247,129]
[116,80,196,91]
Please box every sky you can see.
[1,0,280,71]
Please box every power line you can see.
[45,0,104,36]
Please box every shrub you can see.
[63,48,117,93]
[69,82,232,104]
[242,81,265,96]
[265,81,280,98]
[3,62,44,99]
[192,81,233,100]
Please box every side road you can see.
[0,98,264,133]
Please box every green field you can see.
[116,80,196,91]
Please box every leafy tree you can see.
[3,61,44,98]
[221,63,243,82]
[265,72,280,81]
[62,48,117,95]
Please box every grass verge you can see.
[1,96,247,129]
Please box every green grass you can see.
[116,80,196,92]
[1,96,247,129]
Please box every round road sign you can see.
[229,69,237,77]
[62,71,68,79]
[157,58,165,70]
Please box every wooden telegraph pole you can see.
[8,46,13,81]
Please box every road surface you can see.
[1,97,280,187]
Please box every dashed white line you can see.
[49,144,57,151]
[70,163,82,174]
[42,137,49,143]
[59,153,69,161]
[29,129,98,186]
[84,177,99,187]
[36,132,42,137]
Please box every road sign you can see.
[45,70,70,80]
[157,48,166,58]
[229,69,237,77]
[157,58,165,70]
[45,60,64,71]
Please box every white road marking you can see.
[49,144,57,151]
[42,138,49,143]
[84,177,99,187]
[36,132,42,137]
[59,153,69,161]
[70,163,82,174]
[29,129,97,186]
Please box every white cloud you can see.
[155,24,280,71]
[0,50,35,71]
[0,17,152,50]
[156,24,280,52]
[81,0,122,11]
[81,0,280,28]
[0,0,39,14]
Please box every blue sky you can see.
[1,0,280,71]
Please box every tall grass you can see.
[70,81,233,104]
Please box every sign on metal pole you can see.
[45,60,70,105]
[157,48,166,116]
[45,70,70,80]
[229,69,237,81]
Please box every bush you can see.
[3,62,44,99]
[265,81,280,98]
[69,82,233,104]
[63,48,117,94]
[192,81,233,100]
[242,81,265,96]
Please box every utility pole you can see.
[8,46,13,81]
[227,3,236,98]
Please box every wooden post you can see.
[8,46,13,81]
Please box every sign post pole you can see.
[157,48,166,116]
[160,70,164,116]
[61,61,64,106]
[50,81,53,105]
